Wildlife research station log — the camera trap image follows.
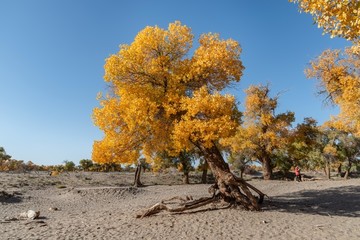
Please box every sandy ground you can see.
[1,171,360,240]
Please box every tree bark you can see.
[344,161,352,179]
[324,161,331,179]
[179,151,191,184]
[196,143,264,210]
[240,167,244,179]
[134,163,143,187]
[337,163,342,176]
[183,172,190,184]
[262,156,273,180]
[201,161,208,184]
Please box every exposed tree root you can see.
[161,195,193,204]
[136,143,268,218]
[234,175,266,204]
[137,196,217,218]
[136,177,265,218]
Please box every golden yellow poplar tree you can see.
[92,22,265,216]
[222,84,295,180]
[316,124,344,179]
[291,0,360,135]
[287,118,320,168]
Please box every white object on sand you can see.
[19,210,40,220]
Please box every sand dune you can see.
[1,171,359,240]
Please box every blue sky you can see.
[0,0,350,166]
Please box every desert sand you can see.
[1,171,360,240]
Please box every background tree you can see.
[148,150,195,184]
[25,161,38,172]
[222,84,295,180]
[93,21,265,214]
[227,150,252,178]
[322,123,360,178]
[271,149,293,177]
[79,159,94,171]
[176,151,196,184]
[50,164,65,173]
[288,118,320,169]
[199,158,209,184]
[337,132,360,178]
[63,160,76,172]
[99,162,122,172]
[307,125,343,179]
[0,147,11,161]
[322,142,338,179]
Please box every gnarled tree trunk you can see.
[197,144,263,210]
[137,143,265,218]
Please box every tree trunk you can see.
[240,167,244,179]
[324,161,331,179]
[262,156,272,180]
[337,163,342,176]
[179,151,191,184]
[183,172,190,184]
[201,161,208,184]
[344,169,350,179]
[344,161,352,179]
[134,163,143,187]
[196,143,264,210]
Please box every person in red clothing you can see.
[295,166,301,182]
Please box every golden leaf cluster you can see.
[222,84,295,162]
[290,0,360,43]
[306,48,360,136]
[173,86,239,150]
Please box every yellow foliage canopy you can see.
[306,48,360,136]
[222,84,295,162]
[290,0,360,44]
[92,21,244,165]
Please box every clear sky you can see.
[0,0,351,166]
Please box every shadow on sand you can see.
[265,185,360,218]
[0,191,23,204]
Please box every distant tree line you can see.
[1,121,360,181]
